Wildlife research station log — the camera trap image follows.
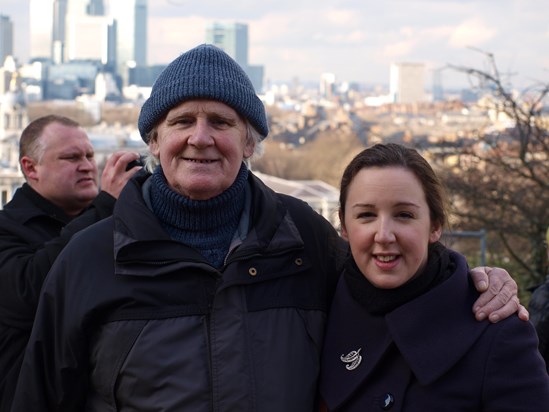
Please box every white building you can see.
[65,14,114,64]
[30,0,55,59]
[390,62,426,104]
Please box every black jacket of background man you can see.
[0,183,115,412]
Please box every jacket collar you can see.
[3,183,71,224]
[111,171,304,277]
[386,251,489,385]
[321,251,489,409]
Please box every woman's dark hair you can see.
[339,143,448,229]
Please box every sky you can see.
[2,0,549,89]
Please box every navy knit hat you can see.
[138,44,268,142]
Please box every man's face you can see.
[150,99,255,200]
[25,122,99,216]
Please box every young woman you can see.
[320,143,549,411]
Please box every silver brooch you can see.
[340,348,362,370]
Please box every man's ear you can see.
[20,156,38,181]
[149,140,160,157]
[243,140,255,159]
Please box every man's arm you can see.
[470,266,528,323]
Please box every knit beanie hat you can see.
[138,44,269,142]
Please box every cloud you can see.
[448,18,496,48]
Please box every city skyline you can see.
[2,0,548,89]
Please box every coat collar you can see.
[111,171,305,278]
[320,251,489,409]
[386,251,489,385]
[3,183,71,224]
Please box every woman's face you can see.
[341,166,442,289]
[150,100,255,200]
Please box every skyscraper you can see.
[109,0,147,87]
[65,15,114,64]
[205,22,264,92]
[0,15,14,65]
[30,0,54,59]
[87,0,105,15]
[389,62,426,104]
[33,0,107,63]
[206,22,248,68]
[52,0,67,63]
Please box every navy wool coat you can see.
[320,251,549,411]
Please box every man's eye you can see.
[62,155,80,161]
[211,117,233,127]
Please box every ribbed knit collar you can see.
[148,164,249,270]
[150,163,248,233]
[344,242,454,315]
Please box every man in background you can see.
[0,115,141,412]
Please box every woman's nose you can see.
[374,219,396,244]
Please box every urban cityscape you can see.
[0,1,547,295]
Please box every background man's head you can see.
[19,115,99,216]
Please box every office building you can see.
[0,15,13,65]
[206,22,248,67]
[320,72,336,99]
[65,15,114,65]
[389,62,426,104]
[30,0,55,59]
[205,22,264,92]
[31,0,109,64]
[109,0,147,87]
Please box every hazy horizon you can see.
[2,0,548,89]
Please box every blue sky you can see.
[3,0,549,89]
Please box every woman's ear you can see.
[429,223,443,243]
[339,209,349,240]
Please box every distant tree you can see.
[434,49,549,296]
[252,129,363,188]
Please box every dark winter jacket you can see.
[0,184,115,412]
[320,251,549,412]
[11,171,346,412]
[530,278,549,372]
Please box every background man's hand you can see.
[100,152,142,199]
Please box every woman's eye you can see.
[397,212,414,219]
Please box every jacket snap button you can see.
[295,258,303,266]
[248,267,257,276]
[380,393,394,410]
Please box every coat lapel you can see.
[386,252,490,385]
[320,276,393,409]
